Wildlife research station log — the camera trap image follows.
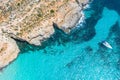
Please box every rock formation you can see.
[0,0,90,68]
[0,34,19,68]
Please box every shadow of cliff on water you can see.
[14,0,105,54]
[14,22,70,53]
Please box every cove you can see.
[0,0,120,80]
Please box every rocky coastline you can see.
[0,0,90,69]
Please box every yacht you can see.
[102,41,113,49]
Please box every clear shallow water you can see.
[0,0,120,80]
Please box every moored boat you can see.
[102,41,113,49]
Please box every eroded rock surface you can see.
[0,0,89,45]
[0,0,89,68]
[0,34,19,68]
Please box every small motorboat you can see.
[102,41,113,49]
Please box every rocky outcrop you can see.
[0,34,19,68]
[0,0,89,45]
[0,0,90,68]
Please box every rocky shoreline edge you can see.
[0,0,91,69]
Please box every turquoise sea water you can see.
[0,0,120,80]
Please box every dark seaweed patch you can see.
[105,0,120,15]
[85,46,93,52]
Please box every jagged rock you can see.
[0,0,89,45]
[0,0,90,68]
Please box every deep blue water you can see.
[0,0,120,80]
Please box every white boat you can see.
[102,41,113,49]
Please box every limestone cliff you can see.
[0,0,89,45]
[0,0,90,68]
[0,34,19,68]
